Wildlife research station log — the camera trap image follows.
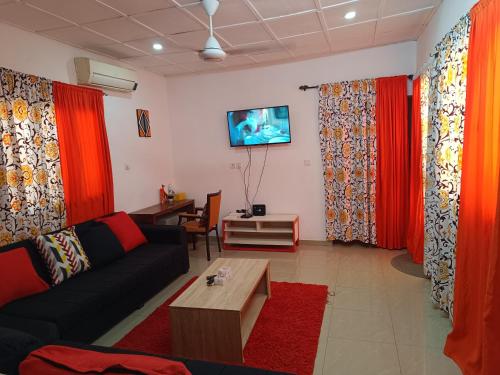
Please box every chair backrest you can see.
[206,190,222,229]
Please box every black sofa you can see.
[0,222,294,375]
[0,220,189,344]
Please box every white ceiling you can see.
[0,0,441,77]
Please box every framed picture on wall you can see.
[136,109,151,137]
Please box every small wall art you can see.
[136,109,151,137]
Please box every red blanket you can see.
[19,345,191,375]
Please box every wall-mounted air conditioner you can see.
[74,57,138,92]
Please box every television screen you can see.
[227,105,291,147]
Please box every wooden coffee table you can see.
[169,258,271,363]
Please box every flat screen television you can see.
[227,105,291,147]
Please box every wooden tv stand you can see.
[222,213,299,252]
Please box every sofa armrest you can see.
[139,224,187,246]
[0,327,45,375]
[0,314,60,344]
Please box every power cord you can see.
[251,144,269,205]
[240,147,251,214]
[239,144,269,216]
[240,147,250,212]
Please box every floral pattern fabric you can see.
[0,67,66,246]
[422,15,470,318]
[318,80,377,244]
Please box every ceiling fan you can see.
[197,0,288,61]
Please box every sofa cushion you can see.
[35,227,91,285]
[0,240,52,285]
[73,219,96,234]
[77,223,125,268]
[1,272,137,336]
[0,327,44,375]
[117,243,187,283]
[120,243,176,264]
[0,248,49,308]
[97,212,147,252]
[104,243,182,289]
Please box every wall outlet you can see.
[230,163,236,170]
[304,160,311,167]
[236,162,241,170]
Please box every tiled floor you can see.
[94,242,462,375]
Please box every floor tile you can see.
[333,286,390,313]
[336,268,386,288]
[313,305,332,375]
[323,338,401,375]
[383,269,430,295]
[269,257,299,273]
[392,311,452,349]
[328,308,395,343]
[93,312,145,346]
[387,289,448,319]
[271,270,297,282]
[398,344,462,375]
[296,265,336,286]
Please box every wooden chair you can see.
[177,191,222,261]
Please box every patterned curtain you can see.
[422,15,470,318]
[0,68,66,246]
[318,80,377,244]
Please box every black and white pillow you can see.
[35,227,91,286]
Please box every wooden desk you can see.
[129,199,195,225]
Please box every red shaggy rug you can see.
[114,278,328,375]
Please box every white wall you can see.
[417,0,478,69]
[166,42,416,240]
[0,22,174,212]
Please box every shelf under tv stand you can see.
[222,213,299,252]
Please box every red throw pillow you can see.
[0,248,49,308]
[19,345,191,375]
[96,212,147,252]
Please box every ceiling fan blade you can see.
[228,47,268,55]
[228,41,294,56]
[170,29,200,36]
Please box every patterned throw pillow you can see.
[35,227,91,286]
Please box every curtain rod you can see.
[299,74,415,91]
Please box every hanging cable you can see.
[240,146,252,213]
[239,145,269,215]
[250,144,269,205]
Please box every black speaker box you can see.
[252,204,266,216]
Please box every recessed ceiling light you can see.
[152,43,163,51]
[344,11,356,20]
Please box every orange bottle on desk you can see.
[160,185,168,205]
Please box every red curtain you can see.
[406,77,424,263]
[375,76,409,249]
[444,0,500,373]
[53,82,114,225]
